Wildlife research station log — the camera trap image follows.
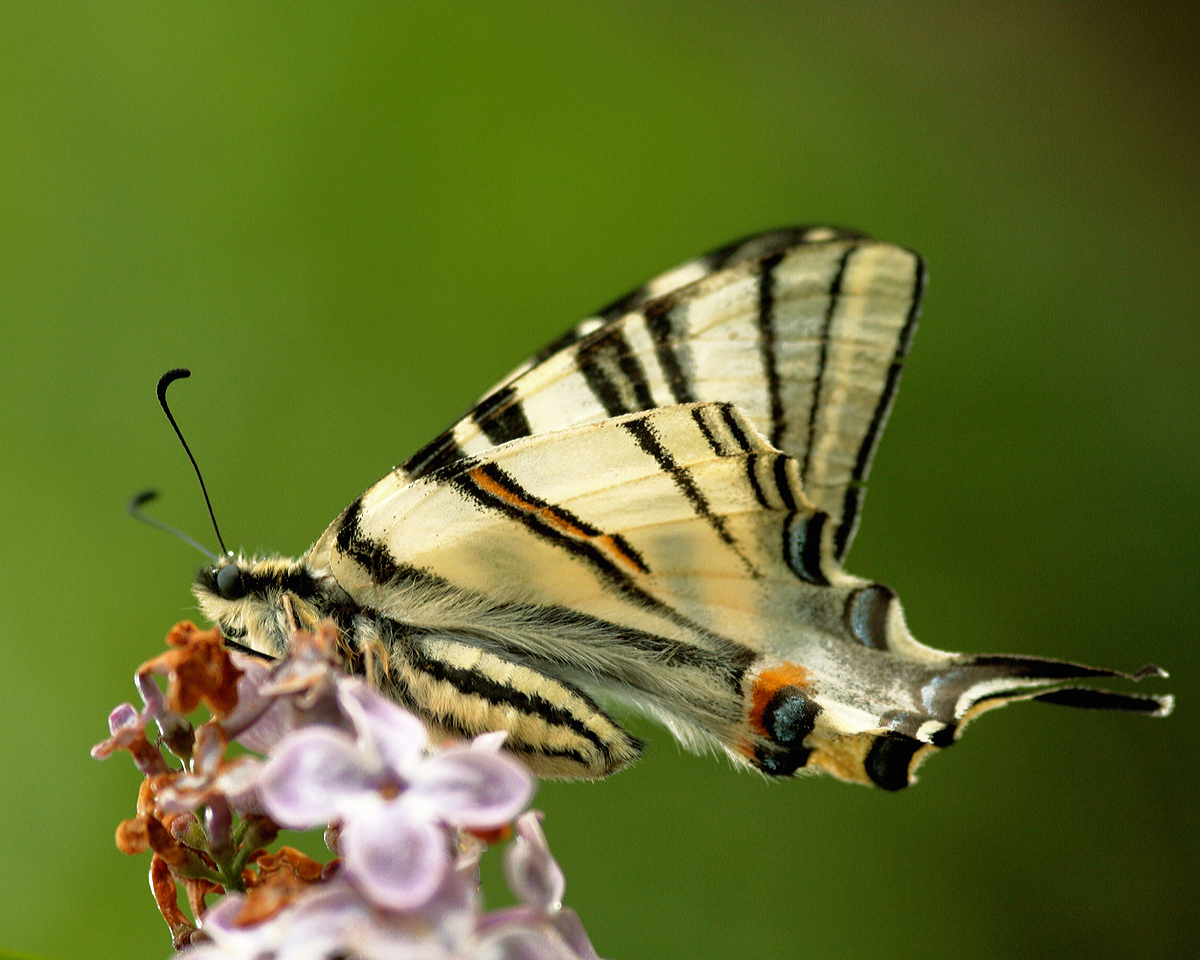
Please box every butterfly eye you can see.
[216,563,246,600]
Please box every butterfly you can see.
[190,227,1171,789]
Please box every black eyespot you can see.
[216,563,246,600]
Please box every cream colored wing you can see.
[400,228,924,562]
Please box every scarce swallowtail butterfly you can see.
[190,227,1171,789]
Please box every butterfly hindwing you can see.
[320,402,1166,785]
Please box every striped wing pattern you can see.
[401,227,924,562]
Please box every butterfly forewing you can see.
[402,228,922,562]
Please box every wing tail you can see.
[743,651,1172,790]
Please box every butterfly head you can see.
[193,555,330,660]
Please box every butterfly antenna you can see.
[157,368,231,557]
[127,489,220,562]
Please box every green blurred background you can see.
[1,3,1195,958]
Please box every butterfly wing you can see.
[401,228,923,562]
[322,404,1169,785]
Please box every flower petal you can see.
[217,653,277,744]
[157,754,264,814]
[550,910,600,960]
[135,671,193,748]
[108,702,139,735]
[192,722,227,776]
[479,925,579,960]
[340,801,449,911]
[409,748,534,828]
[344,912,458,960]
[336,677,429,773]
[472,730,509,753]
[183,884,361,960]
[505,812,564,915]
[258,727,380,828]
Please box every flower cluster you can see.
[93,621,602,959]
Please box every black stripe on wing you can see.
[689,405,725,455]
[919,657,1172,741]
[452,461,650,577]
[644,299,696,405]
[690,403,754,458]
[471,384,533,446]
[595,226,868,320]
[831,252,926,561]
[335,494,400,583]
[404,432,469,480]
[756,251,788,449]
[391,621,629,763]
[784,512,830,586]
[619,414,760,578]
[575,326,658,417]
[1031,687,1172,713]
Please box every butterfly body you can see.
[195,228,1170,787]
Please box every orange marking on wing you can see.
[593,534,647,574]
[467,466,646,575]
[748,664,813,737]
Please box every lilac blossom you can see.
[96,621,604,959]
[178,817,601,960]
[134,668,195,753]
[257,676,534,911]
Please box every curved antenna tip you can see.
[128,489,159,513]
[157,368,192,403]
